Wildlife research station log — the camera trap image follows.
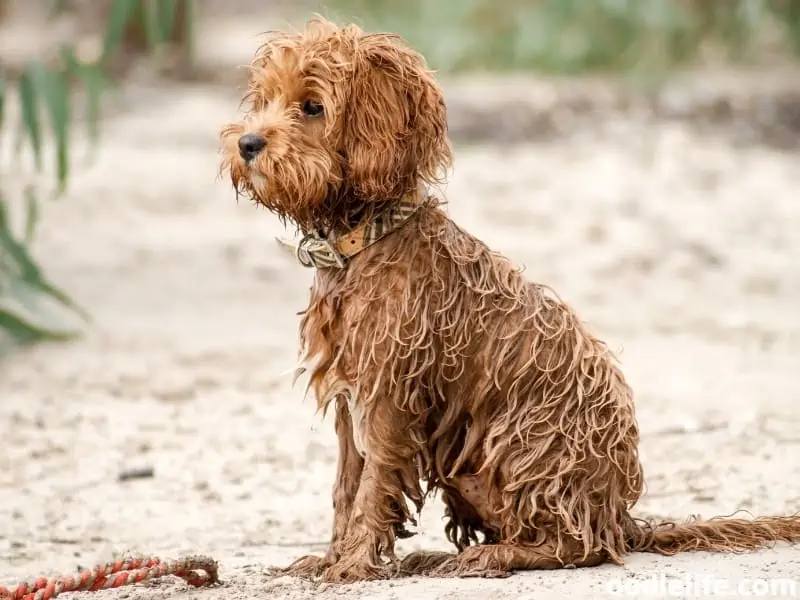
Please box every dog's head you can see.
[220,18,452,231]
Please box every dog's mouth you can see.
[236,155,268,194]
[248,170,269,195]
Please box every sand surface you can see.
[1,10,800,600]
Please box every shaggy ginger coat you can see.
[220,18,800,583]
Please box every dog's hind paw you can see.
[430,546,512,579]
[398,550,454,576]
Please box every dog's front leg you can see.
[322,403,419,583]
[321,457,399,582]
[327,397,366,559]
[281,397,364,578]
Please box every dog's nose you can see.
[238,133,267,161]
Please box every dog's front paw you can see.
[321,530,398,583]
[322,556,392,583]
[271,553,332,579]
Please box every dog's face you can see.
[220,18,452,231]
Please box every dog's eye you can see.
[302,100,324,117]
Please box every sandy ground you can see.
[2,9,800,600]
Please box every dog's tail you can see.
[626,513,800,555]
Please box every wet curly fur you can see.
[220,17,800,583]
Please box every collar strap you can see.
[275,191,421,269]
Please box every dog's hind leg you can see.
[431,538,606,579]
[279,398,364,578]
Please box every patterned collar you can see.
[274,189,422,269]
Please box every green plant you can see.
[325,0,800,74]
[0,0,194,353]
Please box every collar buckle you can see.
[296,231,347,269]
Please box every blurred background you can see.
[0,1,799,596]
[2,0,800,346]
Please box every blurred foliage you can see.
[328,0,800,74]
[0,0,194,352]
[2,0,798,351]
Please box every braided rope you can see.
[0,555,219,600]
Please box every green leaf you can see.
[0,310,58,344]
[0,278,81,342]
[181,0,196,59]
[58,43,81,73]
[102,0,137,61]
[0,68,6,132]
[24,186,38,245]
[0,190,13,239]
[159,0,178,45]
[48,0,71,19]
[142,0,165,49]
[0,197,90,322]
[30,63,71,191]
[30,277,90,322]
[85,67,106,148]
[0,198,44,283]
[18,65,43,170]
[71,62,110,148]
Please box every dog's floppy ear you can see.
[343,33,452,201]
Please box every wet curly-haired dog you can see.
[220,17,800,583]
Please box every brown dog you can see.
[220,18,800,583]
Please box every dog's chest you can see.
[300,273,393,460]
